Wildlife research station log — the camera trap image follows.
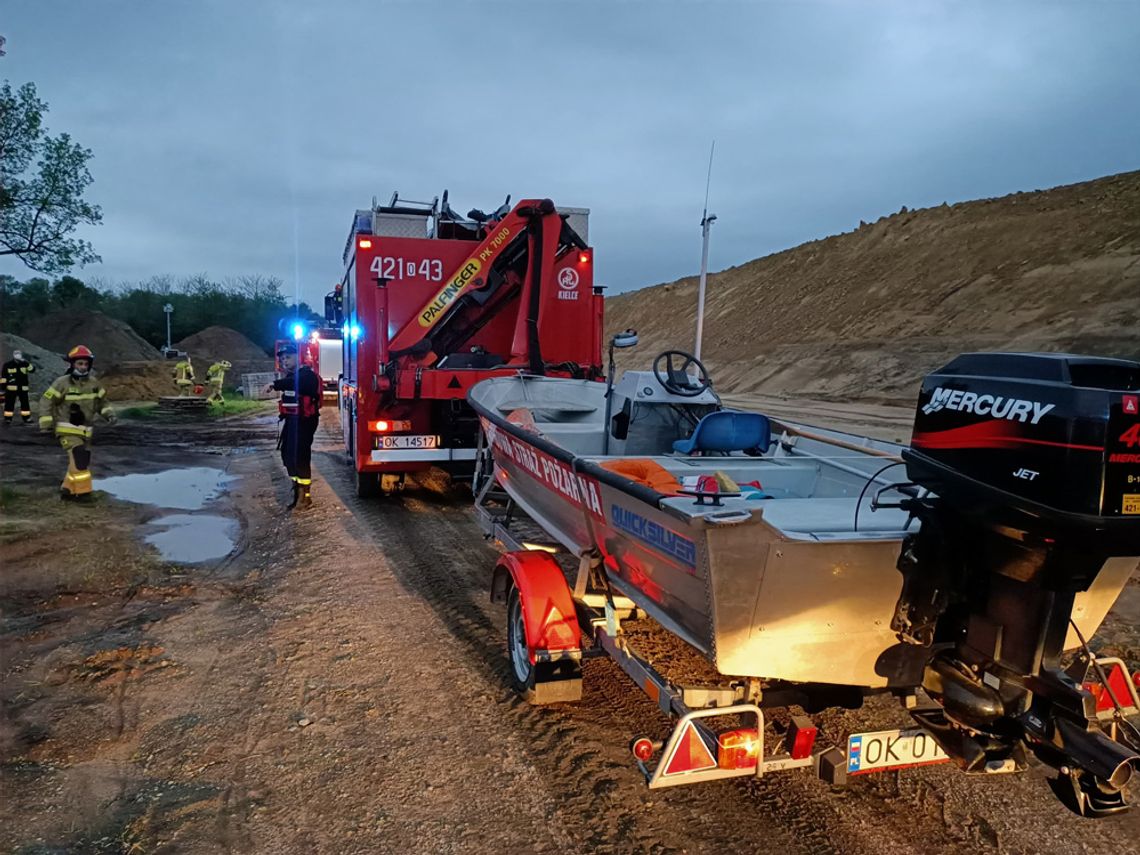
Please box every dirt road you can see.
[2,410,1137,853]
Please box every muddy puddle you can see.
[145,514,238,563]
[97,466,238,511]
[97,466,241,563]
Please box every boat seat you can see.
[673,410,771,456]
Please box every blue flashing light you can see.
[291,323,305,341]
[349,323,362,342]
[342,322,350,338]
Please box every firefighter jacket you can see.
[173,360,194,382]
[3,358,34,391]
[206,362,229,383]
[272,365,321,419]
[39,373,114,435]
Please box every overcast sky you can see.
[2,1,1138,309]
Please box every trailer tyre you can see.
[356,470,379,498]
[506,584,536,695]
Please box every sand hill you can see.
[606,171,1140,404]
[21,310,161,365]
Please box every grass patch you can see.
[118,403,160,420]
[207,398,273,417]
[0,484,21,510]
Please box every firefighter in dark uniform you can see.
[3,349,35,425]
[265,342,321,509]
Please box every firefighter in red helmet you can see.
[264,342,321,509]
[39,345,116,500]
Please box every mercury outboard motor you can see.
[895,352,1140,817]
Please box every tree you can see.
[0,81,101,273]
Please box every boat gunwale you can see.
[468,377,668,511]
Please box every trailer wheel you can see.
[356,470,379,498]
[506,584,535,694]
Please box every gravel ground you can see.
[1,412,1137,853]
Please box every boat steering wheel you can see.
[653,350,712,398]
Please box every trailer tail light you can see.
[369,419,411,433]
[358,238,373,249]
[717,728,760,771]
[578,252,590,264]
[785,716,818,760]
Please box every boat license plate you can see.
[376,435,439,450]
[847,727,949,775]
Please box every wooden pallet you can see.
[156,396,210,415]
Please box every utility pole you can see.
[163,303,173,352]
[694,141,716,361]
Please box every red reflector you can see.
[1086,664,1138,713]
[358,238,373,249]
[662,720,717,776]
[717,728,760,770]
[631,737,655,762]
[578,252,590,264]
[786,716,818,760]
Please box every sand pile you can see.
[174,325,274,386]
[174,326,270,363]
[22,310,161,364]
[0,333,67,399]
[98,361,186,402]
[607,170,1140,404]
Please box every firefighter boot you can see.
[287,479,301,509]
[295,479,313,510]
[60,438,94,501]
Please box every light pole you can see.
[694,211,716,361]
[163,303,173,352]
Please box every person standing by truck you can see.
[264,342,321,509]
[39,345,115,500]
[3,348,35,425]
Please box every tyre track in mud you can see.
[312,420,1140,854]
[311,442,904,854]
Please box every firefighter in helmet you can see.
[264,342,321,509]
[173,355,195,396]
[205,359,231,404]
[39,345,115,500]
[3,348,35,425]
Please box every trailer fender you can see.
[491,551,580,663]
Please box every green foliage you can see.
[117,403,160,420]
[0,273,322,352]
[207,398,272,417]
[0,80,102,273]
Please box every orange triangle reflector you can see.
[662,720,717,776]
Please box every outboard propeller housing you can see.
[895,352,1140,816]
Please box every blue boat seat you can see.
[672,410,771,456]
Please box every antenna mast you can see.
[695,141,717,361]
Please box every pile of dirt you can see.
[0,333,66,399]
[21,310,161,365]
[173,325,274,386]
[607,170,1140,404]
[97,361,183,402]
[174,326,270,364]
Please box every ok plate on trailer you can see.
[847,727,949,775]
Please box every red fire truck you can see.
[337,193,604,495]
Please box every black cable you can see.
[853,461,905,532]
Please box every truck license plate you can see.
[377,435,439,450]
[847,727,949,775]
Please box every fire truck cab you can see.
[337,192,603,495]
